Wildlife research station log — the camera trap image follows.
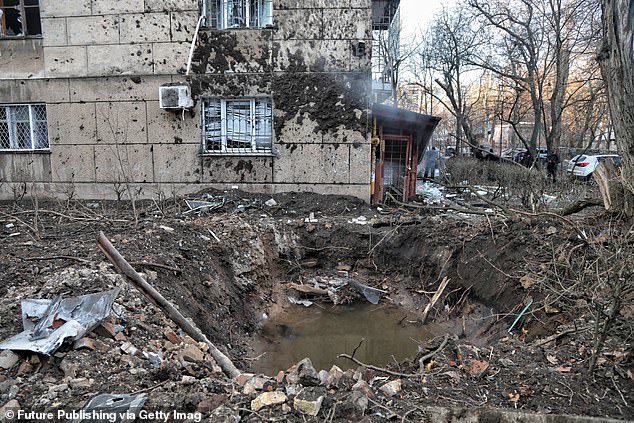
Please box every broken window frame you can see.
[0,104,49,152]
[202,98,273,155]
[0,0,43,38]
[202,0,273,29]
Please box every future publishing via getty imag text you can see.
[7,408,203,422]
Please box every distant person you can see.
[422,147,440,181]
[546,152,560,182]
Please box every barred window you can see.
[203,98,272,154]
[0,104,49,151]
[204,0,273,29]
[0,0,42,37]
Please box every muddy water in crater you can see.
[250,303,482,374]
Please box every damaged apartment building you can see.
[0,0,438,203]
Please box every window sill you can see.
[0,35,43,41]
[0,149,51,154]
[200,151,275,158]
[201,25,276,31]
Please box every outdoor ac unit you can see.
[159,85,194,110]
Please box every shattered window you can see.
[204,0,273,29]
[0,104,49,151]
[0,0,42,37]
[202,98,273,154]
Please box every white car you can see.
[565,154,621,179]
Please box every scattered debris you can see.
[71,394,147,423]
[347,279,387,305]
[379,379,402,397]
[0,289,120,355]
[184,198,225,214]
[293,387,326,416]
[251,391,287,412]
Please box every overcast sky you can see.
[399,0,455,36]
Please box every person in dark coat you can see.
[546,152,560,182]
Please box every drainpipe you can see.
[370,118,381,200]
[186,15,206,76]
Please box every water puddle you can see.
[250,302,478,374]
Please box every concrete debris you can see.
[234,373,256,386]
[379,379,402,397]
[196,394,227,414]
[163,328,182,345]
[69,378,94,390]
[209,405,240,422]
[335,391,368,420]
[348,216,368,225]
[304,212,318,223]
[120,341,140,357]
[0,289,120,355]
[286,358,320,386]
[265,199,278,207]
[0,400,20,423]
[285,383,303,397]
[326,365,345,388]
[73,337,96,351]
[71,394,146,423]
[293,387,326,416]
[0,351,20,370]
[352,379,375,399]
[251,391,287,412]
[181,345,205,362]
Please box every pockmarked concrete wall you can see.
[0,0,372,201]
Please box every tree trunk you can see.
[593,160,624,212]
[599,0,634,218]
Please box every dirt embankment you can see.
[0,191,632,422]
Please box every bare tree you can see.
[424,5,488,152]
[468,0,549,159]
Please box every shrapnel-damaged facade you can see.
[0,0,436,202]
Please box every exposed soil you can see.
[0,190,632,422]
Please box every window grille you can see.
[203,98,272,154]
[0,104,49,151]
[0,0,42,37]
[203,0,273,29]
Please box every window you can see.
[0,0,42,37]
[202,98,272,154]
[204,0,273,29]
[0,104,49,151]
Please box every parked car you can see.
[565,154,621,180]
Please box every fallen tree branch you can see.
[338,334,450,378]
[97,231,240,378]
[337,353,419,378]
[386,192,495,216]
[418,334,450,371]
[557,198,603,216]
[533,325,590,347]
[11,209,128,222]
[20,255,91,264]
[421,278,450,324]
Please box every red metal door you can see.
[380,134,413,203]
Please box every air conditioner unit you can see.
[159,85,194,110]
